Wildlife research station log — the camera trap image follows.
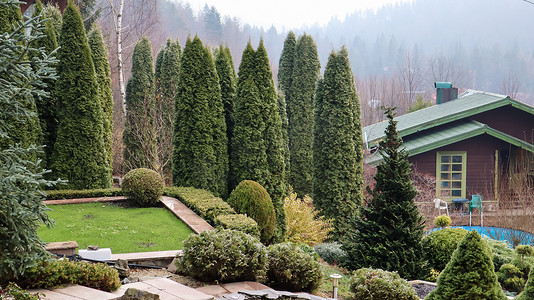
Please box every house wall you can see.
[20,0,67,15]
[409,134,513,200]
[472,106,534,143]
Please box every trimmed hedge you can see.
[164,187,234,224]
[45,188,123,200]
[215,214,260,238]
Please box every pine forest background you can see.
[93,0,534,176]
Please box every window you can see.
[436,152,466,199]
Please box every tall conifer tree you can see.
[287,34,320,196]
[231,40,287,242]
[29,0,58,170]
[172,36,227,197]
[278,31,296,99]
[312,47,363,239]
[52,0,111,189]
[342,108,425,280]
[88,24,113,174]
[123,36,156,170]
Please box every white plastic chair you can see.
[434,198,449,217]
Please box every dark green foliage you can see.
[313,47,363,239]
[230,40,287,242]
[29,0,59,171]
[349,268,418,300]
[517,267,534,300]
[266,242,323,292]
[422,228,468,272]
[52,0,111,189]
[287,34,320,197]
[277,90,290,186]
[488,238,514,272]
[214,45,236,170]
[277,31,296,97]
[44,188,122,200]
[227,180,276,243]
[13,259,120,292]
[0,2,43,162]
[426,231,507,300]
[123,36,157,171]
[164,186,235,224]
[157,39,181,182]
[177,229,268,282]
[214,214,260,238]
[342,108,425,280]
[75,0,101,32]
[173,36,228,197]
[314,242,347,265]
[122,168,164,207]
[0,0,59,280]
[88,24,113,175]
[497,263,525,293]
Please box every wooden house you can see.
[20,0,67,16]
[363,84,534,203]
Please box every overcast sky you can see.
[181,0,413,30]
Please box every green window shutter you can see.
[436,151,467,200]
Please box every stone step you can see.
[160,196,214,234]
[32,284,117,299]
[113,278,214,300]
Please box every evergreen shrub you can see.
[433,215,451,228]
[215,214,260,238]
[314,242,347,265]
[266,242,323,292]
[488,238,514,271]
[177,229,267,282]
[15,260,120,292]
[517,267,534,300]
[497,263,525,293]
[284,192,332,246]
[164,187,235,224]
[122,168,164,207]
[422,228,468,272]
[45,188,122,200]
[348,268,418,300]
[227,180,276,243]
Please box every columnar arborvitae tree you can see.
[0,0,58,281]
[88,24,113,174]
[231,40,287,242]
[426,231,507,299]
[123,36,157,171]
[312,47,363,239]
[341,108,425,280]
[52,0,111,189]
[157,39,181,182]
[0,2,42,162]
[278,31,296,98]
[277,90,290,184]
[215,45,236,156]
[287,34,320,196]
[173,36,228,197]
[29,0,58,170]
[43,3,62,37]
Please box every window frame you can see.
[436,151,467,200]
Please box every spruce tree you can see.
[342,108,425,280]
[88,24,113,174]
[52,0,111,189]
[0,2,43,163]
[123,36,156,170]
[287,34,320,196]
[231,40,287,242]
[426,231,507,299]
[172,36,228,197]
[0,0,58,280]
[28,0,58,170]
[312,47,363,239]
[158,39,181,182]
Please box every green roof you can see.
[365,119,534,165]
[363,90,534,148]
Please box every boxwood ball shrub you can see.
[227,180,276,243]
[422,227,468,272]
[177,229,267,282]
[434,214,451,228]
[349,268,418,300]
[266,242,323,292]
[122,168,164,206]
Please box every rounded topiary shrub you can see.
[176,229,267,282]
[434,214,451,228]
[314,242,347,265]
[267,242,323,292]
[422,228,468,272]
[227,180,276,243]
[349,268,418,300]
[122,168,164,207]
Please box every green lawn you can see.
[38,202,194,254]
